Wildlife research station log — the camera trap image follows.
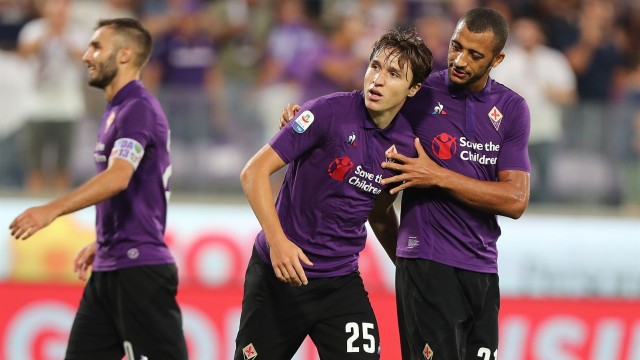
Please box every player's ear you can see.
[407,83,422,97]
[118,47,134,65]
[491,52,505,69]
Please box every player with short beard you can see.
[281,8,531,360]
[382,8,531,360]
[9,18,188,360]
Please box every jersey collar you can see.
[445,73,492,102]
[110,80,143,107]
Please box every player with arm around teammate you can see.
[235,27,433,360]
[381,8,531,360]
[280,8,531,360]
[9,18,187,360]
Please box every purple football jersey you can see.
[397,70,531,273]
[255,91,418,278]
[92,80,175,271]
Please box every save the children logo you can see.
[328,157,383,194]
[328,156,355,181]
[431,133,500,165]
[431,133,457,159]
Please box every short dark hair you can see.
[460,8,509,55]
[96,18,153,68]
[370,27,433,87]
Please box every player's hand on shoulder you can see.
[268,236,313,287]
[279,103,301,129]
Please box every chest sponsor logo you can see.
[431,133,457,160]
[292,110,315,133]
[432,102,447,115]
[328,156,355,181]
[328,157,383,195]
[488,106,503,131]
[431,133,500,165]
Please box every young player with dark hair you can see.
[236,27,433,360]
[281,8,531,360]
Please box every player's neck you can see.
[368,109,398,129]
[104,69,140,103]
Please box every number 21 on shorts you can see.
[477,347,498,360]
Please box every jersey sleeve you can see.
[498,97,531,173]
[109,99,155,169]
[268,97,333,164]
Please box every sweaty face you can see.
[363,48,419,117]
[82,27,119,89]
[447,23,503,92]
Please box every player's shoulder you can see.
[315,90,363,105]
[303,91,364,116]
[489,78,526,104]
[117,86,166,124]
[423,69,449,91]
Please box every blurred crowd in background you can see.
[0,0,638,209]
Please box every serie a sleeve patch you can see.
[292,110,315,133]
[109,138,145,169]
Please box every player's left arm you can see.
[382,138,530,219]
[368,191,399,263]
[10,158,135,240]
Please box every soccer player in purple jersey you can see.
[9,18,188,360]
[235,28,432,360]
[281,8,531,360]
[380,8,531,360]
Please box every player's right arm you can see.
[9,158,134,240]
[240,145,313,286]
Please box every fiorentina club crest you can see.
[488,106,503,131]
[423,343,434,359]
[242,343,258,359]
[385,144,397,162]
[105,111,116,132]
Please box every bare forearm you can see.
[48,170,129,218]
[240,167,286,245]
[435,169,530,219]
[368,193,399,263]
[369,215,398,263]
